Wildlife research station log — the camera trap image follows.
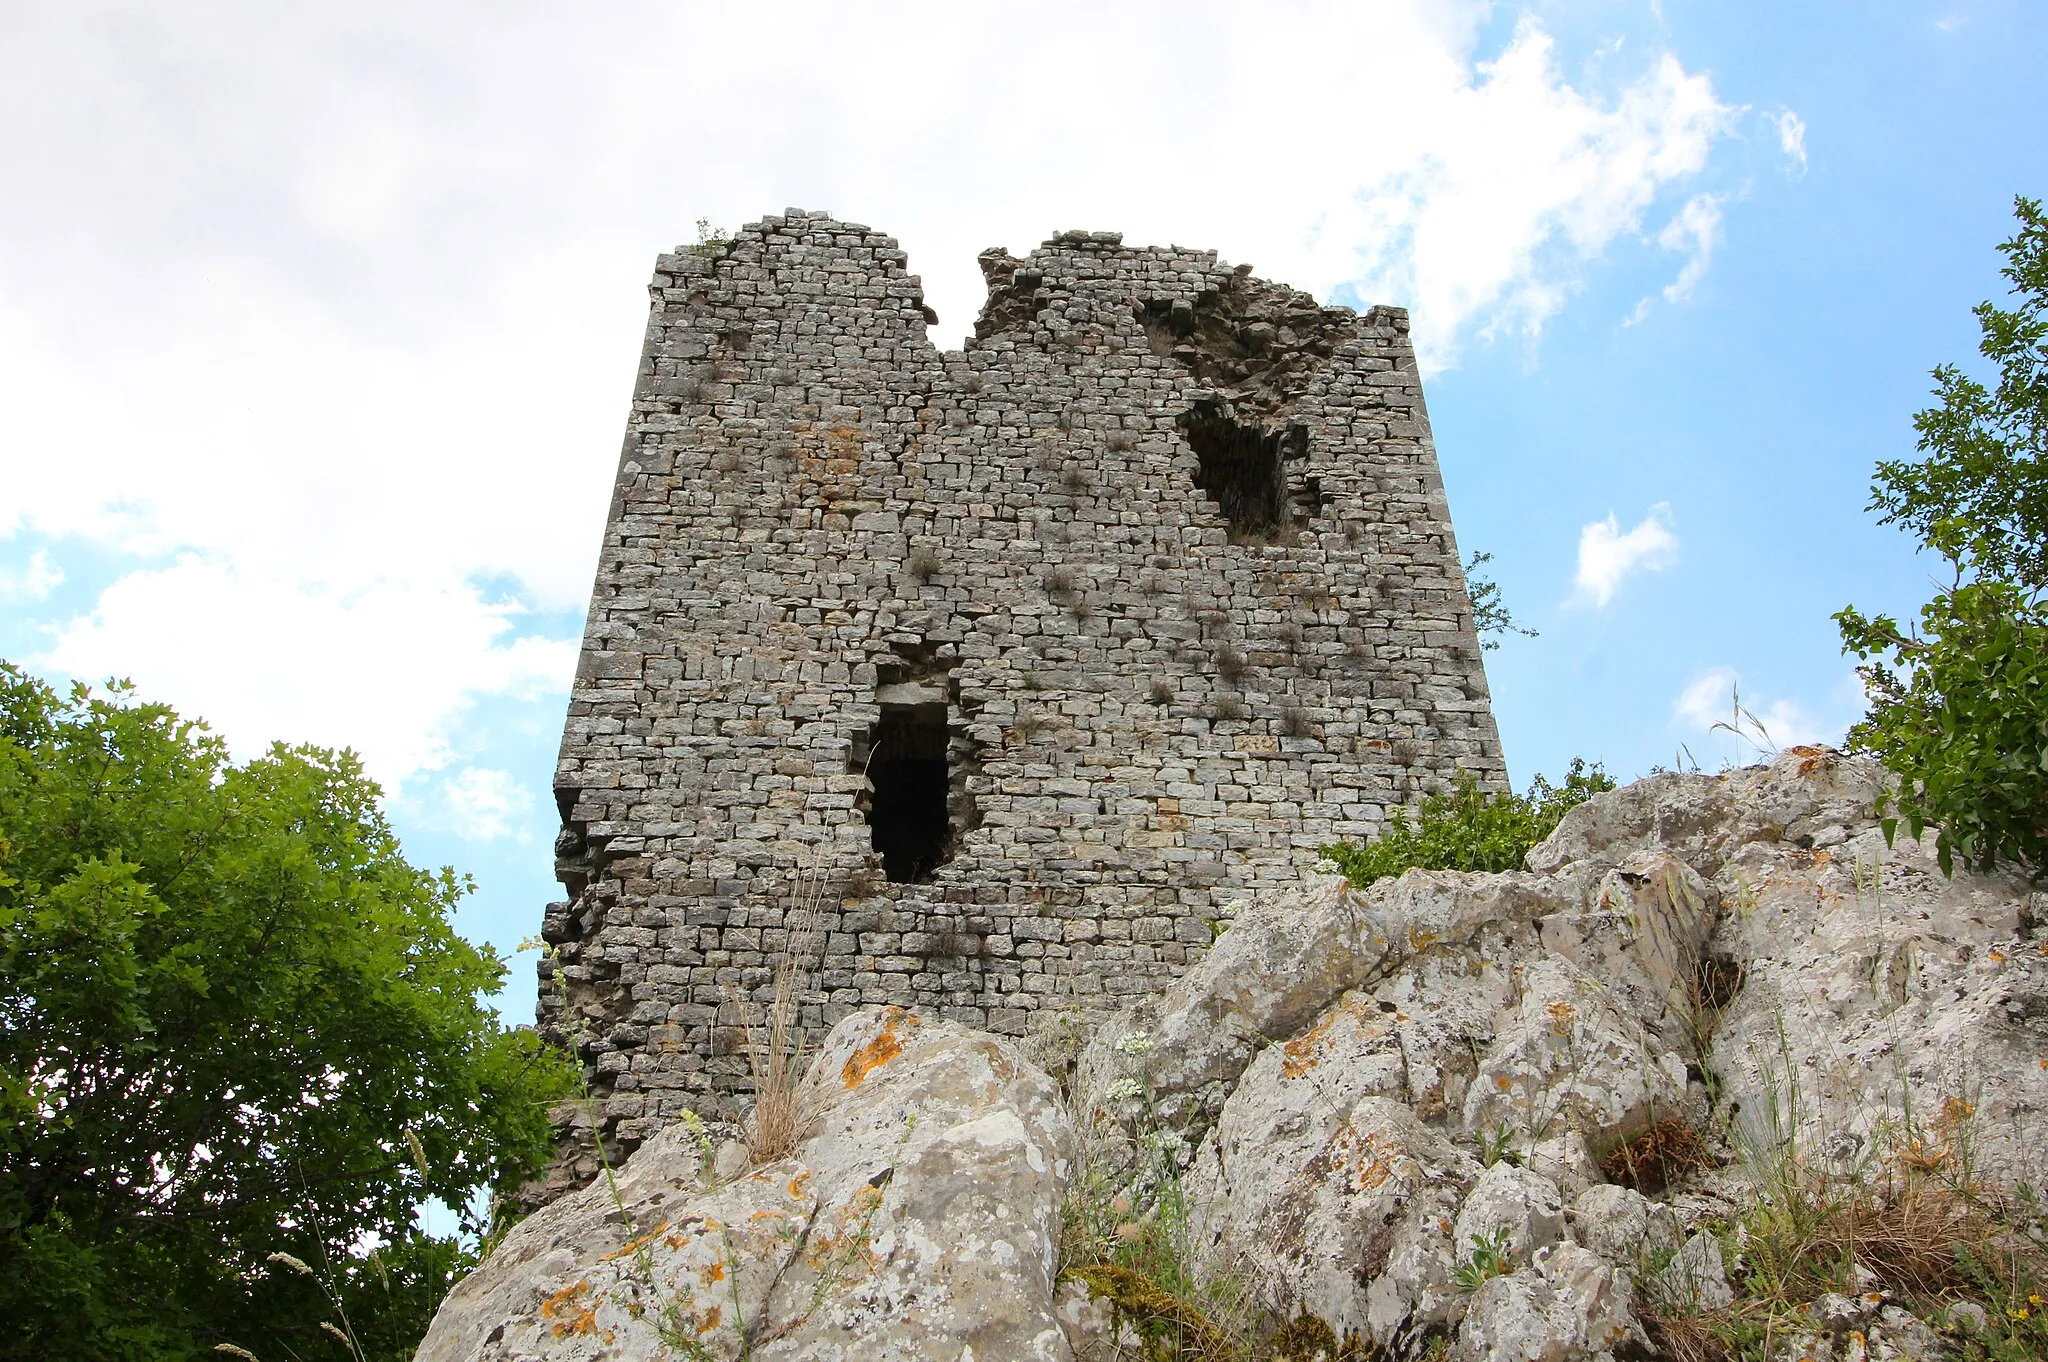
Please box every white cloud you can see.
[1329,26,1737,363]
[1772,109,1809,175]
[0,548,63,602]
[1572,503,1678,608]
[433,767,536,842]
[1675,668,1834,756]
[0,2,1739,777]
[1658,192,1727,303]
[42,556,574,789]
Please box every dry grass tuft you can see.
[728,866,829,1166]
[1645,1089,2048,1361]
[1599,1117,1713,1194]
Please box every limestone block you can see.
[1187,1092,1477,1347]
[1453,1162,1565,1262]
[1454,1240,1642,1362]
[419,1007,1074,1362]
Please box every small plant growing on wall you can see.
[1280,704,1313,738]
[1013,711,1059,743]
[908,551,942,584]
[1210,694,1246,723]
[688,216,732,257]
[1106,432,1137,452]
[1060,464,1095,493]
[1044,566,1078,599]
[1215,643,1248,683]
[1148,678,1175,705]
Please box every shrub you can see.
[1320,759,1614,888]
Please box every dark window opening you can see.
[1181,401,1308,542]
[865,702,951,883]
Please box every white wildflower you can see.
[1115,1031,1155,1057]
[1105,1077,1145,1104]
[1141,1128,1191,1167]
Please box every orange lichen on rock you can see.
[842,1012,914,1088]
[1281,995,1377,1079]
[601,1223,672,1262]
[541,1281,600,1339]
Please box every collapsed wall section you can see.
[538,210,1504,1183]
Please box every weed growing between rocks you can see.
[1059,1032,1326,1360]
[1453,1229,1517,1293]
[1645,1051,2048,1361]
[1318,760,1613,887]
[729,866,828,1166]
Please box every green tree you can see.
[1837,196,2048,877]
[0,666,576,1360]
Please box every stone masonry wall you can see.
[539,209,1505,1165]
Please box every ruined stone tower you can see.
[540,210,1504,1164]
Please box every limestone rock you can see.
[1874,1305,1947,1361]
[1532,851,1716,1052]
[1461,955,1689,1149]
[1523,1131,1603,1196]
[1076,872,1406,1124]
[1454,1241,1643,1362]
[1703,756,2048,1188]
[417,1007,1074,1362]
[1188,1090,1477,1348]
[1567,1185,1681,1269]
[1453,1163,1565,1261]
[1652,1232,1733,1312]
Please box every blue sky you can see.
[3,1,2043,1025]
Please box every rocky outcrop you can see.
[1077,747,2045,1354]
[424,750,2048,1360]
[418,1009,1074,1361]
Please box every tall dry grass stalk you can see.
[729,858,831,1166]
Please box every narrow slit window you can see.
[866,702,951,883]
